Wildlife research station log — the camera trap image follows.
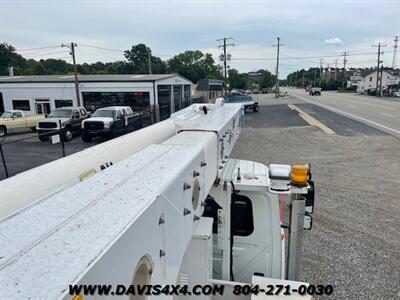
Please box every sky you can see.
[1,0,399,78]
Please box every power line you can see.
[231,50,392,61]
[15,45,60,52]
[78,43,172,58]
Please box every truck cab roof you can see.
[220,159,270,192]
[96,106,131,111]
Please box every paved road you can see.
[284,88,400,138]
[233,95,400,299]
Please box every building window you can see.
[173,85,183,112]
[55,99,73,108]
[183,85,191,107]
[232,195,254,236]
[12,100,30,111]
[158,85,172,121]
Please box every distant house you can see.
[193,79,225,103]
[347,69,400,93]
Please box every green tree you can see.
[168,50,222,83]
[124,43,167,74]
[259,69,275,89]
[0,42,29,75]
[228,68,249,90]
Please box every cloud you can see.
[324,37,344,45]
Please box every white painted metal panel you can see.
[0,119,176,220]
[0,142,207,299]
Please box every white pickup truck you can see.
[0,110,45,137]
[309,87,322,96]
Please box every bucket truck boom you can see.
[0,101,315,299]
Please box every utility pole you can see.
[62,43,81,106]
[273,37,284,98]
[319,58,323,87]
[302,72,305,87]
[313,69,317,86]
[392,36,399,69]
[148,49,152,74]
[341,51,348,89]
[217,38,234,95]
[334,59,338,80]
[372,42,387,96]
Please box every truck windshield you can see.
[48,110,72,118]
[92,110,116,118]
[1,112,12,118]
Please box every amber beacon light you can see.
[290,164,309,186]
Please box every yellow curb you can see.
[288,103,336,135]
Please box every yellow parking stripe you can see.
[288,103,335,135]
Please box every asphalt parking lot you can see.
[0,131,101,180]
[232,94,400,299]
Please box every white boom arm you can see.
[0,103,243,299]
[0,119,176,220]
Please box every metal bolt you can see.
[194,215,200,221]
[159,216,165,225]
[160,250,166,257]
[183,208,191,216]
[201,161,207,167]
[201,201,205,207]
[183,183,191,190]
[193,171,200,177]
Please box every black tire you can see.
[0,126,6,137]
[63,127,73,142]
[81,132,92,142]
[39,135,49,142]
[253,105,260,112]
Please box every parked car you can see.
[366,88,377,96]
[36,107,89,142]
[309,87,322,96]
[224,94,259,112]
[0,110,45,137]
[393,90,400,98]
[81,106,143,142]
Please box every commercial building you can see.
[193,79,224,103]
[0,74,193,123]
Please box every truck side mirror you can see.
[304,213,313,230]
[305,180,315,214]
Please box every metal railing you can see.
[0,120,66,179]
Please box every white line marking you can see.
[292,94,400,135]
[381,113,395,118]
